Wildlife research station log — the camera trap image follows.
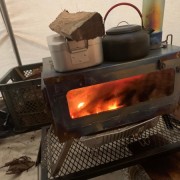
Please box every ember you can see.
[78,102,85,109]
[67,69,175,119]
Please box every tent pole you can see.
[0,0,22,66]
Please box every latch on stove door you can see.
[67,39,90,65]
[158,59,166,70]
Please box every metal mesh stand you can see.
[41,117,180,180]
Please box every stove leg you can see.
[51,138,73,177]
[162,114,174,130]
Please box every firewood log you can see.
[49,10,105,41]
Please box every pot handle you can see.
[104,2,144,28]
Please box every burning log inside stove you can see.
[67,69,175,119]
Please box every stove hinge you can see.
[158,59,166,70]
[176,66,180,73]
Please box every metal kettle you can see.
[102,3,150,62]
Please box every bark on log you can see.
[49,10,105,41]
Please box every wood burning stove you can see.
[42,45,180,142]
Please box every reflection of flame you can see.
[144,2,163,31]
[67,69,174,119]
[150,4,161,30]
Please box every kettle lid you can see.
[106,25,142,35]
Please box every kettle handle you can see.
[104,2,144,28]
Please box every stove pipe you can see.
[142,0,165,49]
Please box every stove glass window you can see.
[67,69,175,119]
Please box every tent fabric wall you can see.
[0,0,180,79]
[0,12,17,78]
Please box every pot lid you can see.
[106,24,142,35]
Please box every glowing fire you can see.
[78,102,85,109]
[108,102,118,111]
[67,69,174,119]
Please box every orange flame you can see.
[67,75,143,119]
[108,103,118,111]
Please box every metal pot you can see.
[102,3,150,62]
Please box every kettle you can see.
[102,3,150,62]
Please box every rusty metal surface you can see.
[42,45,180,142]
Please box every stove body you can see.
[42,45,180,142]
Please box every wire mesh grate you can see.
[42,117,180,179]
[23,69,33,78]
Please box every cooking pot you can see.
[102,3,150,62]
